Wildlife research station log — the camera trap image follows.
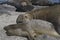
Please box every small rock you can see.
[35,34,60,40]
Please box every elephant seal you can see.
[4,16,60,40]
[16,5,60,34]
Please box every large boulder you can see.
[0,4,16,11]
[0,4,16,15]
[31,0,49,6]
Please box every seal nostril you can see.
[34,35,37,38]
[4,27,8,31]
[18,21,23,23]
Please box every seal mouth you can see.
[6,32,14,36]
[4,26,8,31]
[17,21,23,24]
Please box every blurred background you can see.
[0,0,60,12]
[0,0,60,4]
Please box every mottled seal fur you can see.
[16,5,60,34]
[4,19,60,40]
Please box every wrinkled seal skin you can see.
[30,0,60,6]
[4,18,60,40]
[16,5,60,34]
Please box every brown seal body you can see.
[16,5,60,34]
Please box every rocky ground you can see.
[0,4,60,40]
[0,11,28,40]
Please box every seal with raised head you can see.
[16,5,60,34]
[4,14,60,40]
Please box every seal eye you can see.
[25,16,28,18]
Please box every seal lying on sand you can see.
[16,5,60,34]
[4,14,60,40]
